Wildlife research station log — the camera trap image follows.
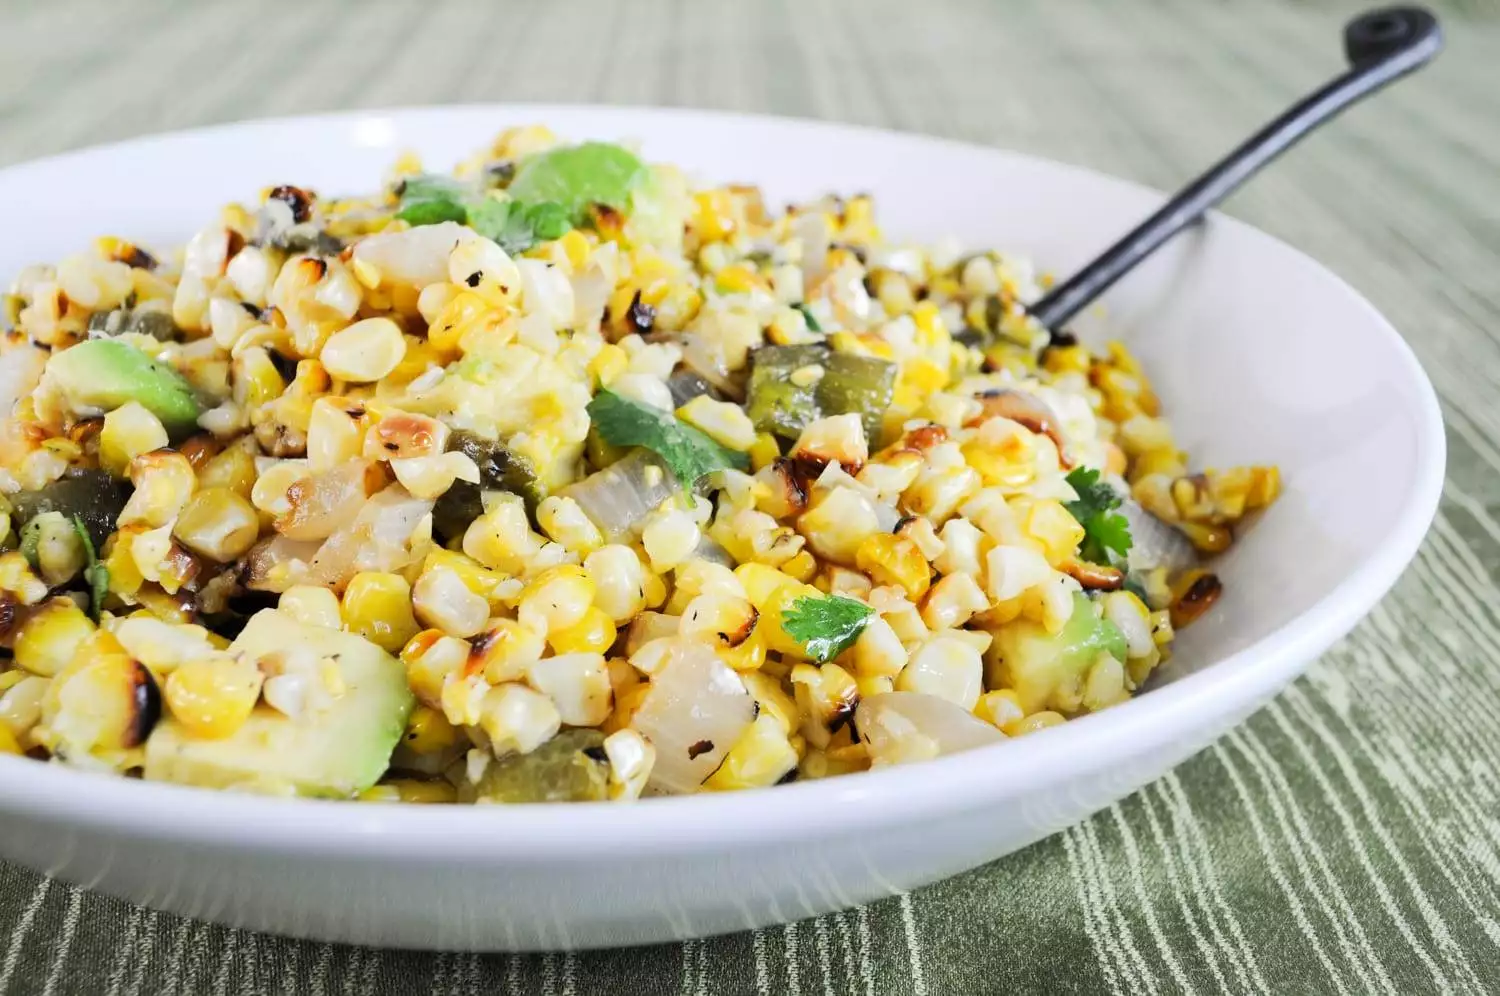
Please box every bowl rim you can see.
[0,103,1446,858]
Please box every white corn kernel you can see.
[390,452,481,500]
[306,399,364,472]
[985,544,1054,602]
[920,573,990,631]
[609,372,674,412]
[526,652,611,726]
[278,585,343,629]
[852,615,908,680]
[642,507,700,573]
[412,566,489,638]
[896,634,983,710]
[479,683,561,757]
[603,728,655,800]
[537,496,605,555]
[448,236,521,293]
[677,396,757,451]
[584,544,647,623]
[319,317,406,382]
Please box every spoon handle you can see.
[1027,6,1443,335]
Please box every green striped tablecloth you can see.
[1,1,1498,992]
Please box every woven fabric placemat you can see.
[0,1,1497,992]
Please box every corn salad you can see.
[0,127,1278,802]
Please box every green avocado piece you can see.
[143,610,415,798]
[987,592,1127,714]
[45,339,201,431]
[507,142,648,224]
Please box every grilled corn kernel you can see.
[99,402,169,477]
[0,552,50,606]
[111,617,218,673]
[854,533,931,600]
[342,572,420,652]
[478,682,561,757]
[306,398,364,471]
[390,452,480,501]
[0,675,49,746]
[526,652,611,726]
[250,460,311,518]
[14,598,96,677]
[975,689,1025,731]
[896,634,983,710]
[172,487,259,561]
[164,657,264,739]
[119,450,196,528]
[798,487,882,566]
[537,496,605,556]
[676,396,757,452]
[1010,710,1066,736]
[400,630,469,707]
[547,606,617,655]
[641,506,700,573]
[412,565,489,639]
[516,565,595,636]
[702,713,798,791]
[469,618,546,684]
[402,704,459,755]
[278,585,343,629]
[919,573,990,631]
[583,545,647,623]
[463,494,542,574]
[362,779,456,804]
[602,727,654,800]
[197,439,258,499]
[320,317,406,382]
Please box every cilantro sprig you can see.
[72,516,109,621]
[586,390,748,487]
[393,174,571,255]
[1064,467,1133,566]
[782,594,874,664]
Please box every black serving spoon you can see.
[1028,5,1443,338]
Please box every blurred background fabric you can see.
[1,0,1499,993]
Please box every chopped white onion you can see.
[856,692,1005,768]
[630,640,756,794]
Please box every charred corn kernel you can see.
[782,549,818,583]
[278,585,343,629]
[119,450,196,528]
[462,494,541,573]
[411,565,489,639]
[14,598,96,677]
[546,606,617,655]
[164,657,264,739]
[798,486,881,565]
[469,618,546,684]
[402,704,459,755]
[527,652,611,726]
[854,533,931,600]
[172,487,259,561]
[197,439,258,499]
[99,402,169,476]
[919,573,990,630]
[306,398,363,471]
[478,682,560,757]
[790,661,859,749]
[232,346,288,412]
[537,496,604,555]
[975,689,1025,731]
[583,545,647,623]
[0,552,50,606]
[342,572,420,652]
[447,236,521,293]
[703,713,798,791]
[400,630,469,708]
[320,317,406,382]
[748,432,781,472]
[1010,710,1066,736]
[896,635,983,709]
[516,565,595,636]
[1025,500,1086,565]
[250,461,310,518]
[678,592,758,648]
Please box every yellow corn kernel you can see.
[854,533,931,600]
[101,535,144,598]
[164,657,264,739]
[99,402,169,477]
[748,432,781,473]
[232,346,288,412]
[781,550,818,583]
[172,487,260,562]
[557,229,591,270]
[760,580,825,659]
[400,629,469,707]
[468,617,545,684]
[341,572,420,653]
[1025,500,1087,565]
[734,563,797,611]
[420,549,514,607]
[547,606,617,655]
[462,495,541,574]
[250,460,311,519]
[536,496,604,556]
[714,264,764,296]
[588,343,629,388]
[692,190,737,243]
[0,724,21,755]
[975,689,1025,731]
[516,565,595,636]
[361,779,455,804]
[676,396,758,452]
[1009,710,1066,737]
[427,290,497,354]
[306,398,364,471]
[402,704,459,755]
[119,450,196,528]
[702,713,798,791]
[278,585,343,629]
[13,598,96,677]
[0,552,50,606]
[197,440,258,499]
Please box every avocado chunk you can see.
[986,592,1127,714]
[143,610,415,798]
[44,339,201,432]
[507,142,647,224]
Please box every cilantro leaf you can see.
[1064,467,1133,566]
[468,199,573,255]
[793,303,822,333]
[72,516,109,621]
[782,594,874,663]
[586,390,747,487]
[394,174,470,226]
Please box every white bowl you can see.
[0,105,1443,951]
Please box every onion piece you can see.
[629,640,756,794]
[302,483,433,588]
[793,211,831,289]
[1120,499,1197,574]
[856,692,1005,768]
[561,449,676,541]
[242,535,323,593]
[678,332,744,401]
[0,345,47,418]
[275,461,382,541]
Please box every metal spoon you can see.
[1028,5,1443,336]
